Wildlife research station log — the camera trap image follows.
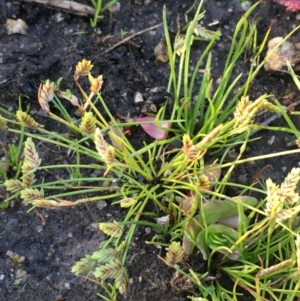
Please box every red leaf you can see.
[134,116,170,140]
[274,0,300,11]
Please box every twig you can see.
[101,23,163,54]
[21,0,95,17]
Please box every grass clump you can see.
[1,1,300,300]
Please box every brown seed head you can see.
[74,59,93,81]
[38,80,55,113]
[89,74,104,94]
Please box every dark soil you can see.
[1,0,300,300]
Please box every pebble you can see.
[36,225,43,233]
[240,1,252,11]
[134,92,144,103]
[97,201,107,210]
[108,2,120,14]
[145,227,151,234]
[53,13,65,23]
[5,219,18,232]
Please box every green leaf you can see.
[212,196,257,219]
[196,230,209,259]
[196,224,240,260]
[197,202,221,225]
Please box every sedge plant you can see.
[1,1,300,300]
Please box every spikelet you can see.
[20,188,44,202]
[0,114,7,130]
[21,173,36,187]
[114,266,128,295]
[99,221,122,238]
[260,101,281,113]
[88,74,103,94]
[296,235,300,271]
[174,35,186,56]
[195,124,223,150]
[22,138,41,174]
[94,128,108,160]
[119,197,137,208]
[234,96,251,128]
[265,168,300,221]
[158,241,185,267]
[74,59,93,81]
[79,112,96,135]
[265,178,281,217]
[275,205,300,222]
[104,146,115,166]
[93,258,128,294]
[16,110,41,128]
[256,259,293,278]
[182,134,196,160]
[194,24,220,41]
[94,128,116,175]
[234,96,265,131]
[108,124,126,151]
[38,80,55,113]
[289,235,300,281]
[279,167,300,204]
[103,146,115,176]
[4,179,24,192]
[198,174,210,191]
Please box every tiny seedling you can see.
[6,250,25,268]
[89,0,119,28]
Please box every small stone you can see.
[240,1,252,11]
[108,2,120,14]
[5,219,18,232]
[6,19,28,35]
[36,225,43,233]
[0,157,10,173]
[0,274,5,281]
[134,92,144,103]
[97,201,107,210]
[154,215,169,226]
[53,13,65,23]
[145,227,151,234]
[64,282,71,290]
